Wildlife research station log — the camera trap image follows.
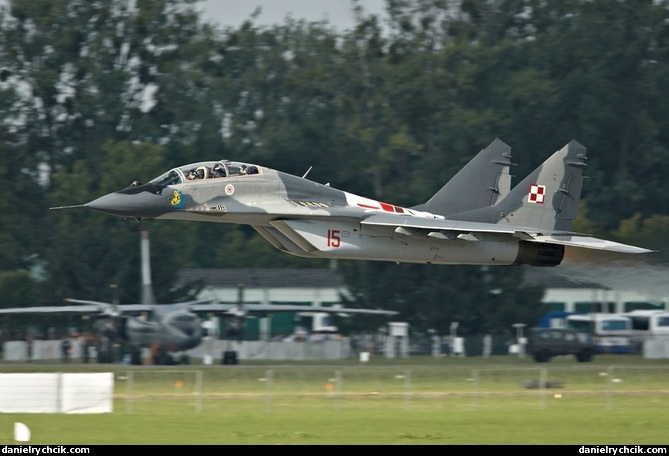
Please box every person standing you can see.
[61,338,71,363]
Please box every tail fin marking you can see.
[447,140,588,232]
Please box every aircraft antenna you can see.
[302,166,312,179]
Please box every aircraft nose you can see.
[87,188,172,218]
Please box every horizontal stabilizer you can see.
[527,235,657,254]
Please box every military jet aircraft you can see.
[51,139,654,268]
[0,231,397,365]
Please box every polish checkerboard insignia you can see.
[528,184,546,204]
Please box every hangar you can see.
[177,268,352,339]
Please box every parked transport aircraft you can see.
[0,232,396,365]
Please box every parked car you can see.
[526,327,595,363]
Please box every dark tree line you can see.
[0,0,667,337]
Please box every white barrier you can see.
[190,339,351,361]
[2,339,84,361]
[644,339,669,359]
[4,338,350,362]
[0,373,114,413]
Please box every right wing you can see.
[187,302,398,318]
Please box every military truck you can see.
[526,327,595,363]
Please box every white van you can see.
[566,313,633,354]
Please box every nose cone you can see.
[87,187,173,219]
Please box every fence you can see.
[117,364,669,413]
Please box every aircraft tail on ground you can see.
[411,138,515,216]
[448,140,587,232]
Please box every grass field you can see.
[0,355,668,445]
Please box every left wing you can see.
[361,213,655,254]
[0,299,214,317]
[0,300,148,318]
[0,304,104,315]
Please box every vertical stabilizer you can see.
[412,138,515,216]
[140,231,157,305]
[448,140,588,232]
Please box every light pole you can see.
[513,323,527,358]
[427,328,439,357]
[450,322,459,357]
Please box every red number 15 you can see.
[327,229,341,248]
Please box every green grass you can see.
[0,355,668,444]
[1,397,667,444]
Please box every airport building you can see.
[177,268,353,339]
[523,266,666,321]
[180,266,668,338]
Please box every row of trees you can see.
[1,0,667,337]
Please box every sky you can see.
[198,0,387,30]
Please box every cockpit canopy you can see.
[149,161,261,186]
